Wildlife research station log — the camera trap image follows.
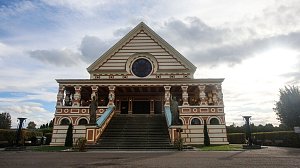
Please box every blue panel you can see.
[96,106,115,127]
[164,106,172,127]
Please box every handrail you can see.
[164,106,172,127]
[96,106,115,127]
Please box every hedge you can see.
[228,131,300,148]
[0,129,43,147]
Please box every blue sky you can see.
[1,0,300,127]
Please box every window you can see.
[60,118,70,125]
[191,118,201,125]
[131,58,153,77]
[210,118,220,125]
[78,118,88,125]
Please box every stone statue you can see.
[89,96,98,124]
[170,96,180,125]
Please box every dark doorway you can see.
[121,101,128,114]
[154,101,162,114]
[133,101,150,114]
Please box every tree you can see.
[0,112,11,129]
[27,121,36,129]
[49,119,54,128]
[40,124,46,129]
[274,85,300,128]
[65,123,73,147]
[203,120,210,146]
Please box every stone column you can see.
[215,84,223,105]
[212,86,218,105]
[72,85,81,107]
[164,86,171,106]
[198,85,207,105]
[128,97,132,115]
[150,99,154,115]
[181,85,189,106]
[56,85,64,106]
[108,86,116,106]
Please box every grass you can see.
[191,144,244,151]
[27,146,70,152]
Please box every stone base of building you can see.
[50,125,86,146]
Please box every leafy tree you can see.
[274,85,300,128]
[203,120,210,146]
[65,123,73,147]
[27,121,36,129]
[49,119,54,128]
[0,112,11,129]
[40,124,46,129]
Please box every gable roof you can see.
[87,22,197,73]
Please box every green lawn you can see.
[27,146,70,152]
[192,144,244,151]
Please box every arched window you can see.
[179,119,183,125]
[78,118,88,125]
[210,118,220,125]
[60,118,70,125]
[191,118,201,125]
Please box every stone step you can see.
[88,114,173,149]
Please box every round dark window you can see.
[131,58,152,77]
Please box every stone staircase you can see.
[87,114,174,150]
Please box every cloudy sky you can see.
[1,0,300,128]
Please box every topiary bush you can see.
[65,124,73,147]
[204,121,210,146]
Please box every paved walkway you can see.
[0,146,299,168]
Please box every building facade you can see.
[50,22,228,146]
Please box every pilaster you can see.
[72,85,81,107]
[108,86,116,106]
[198,85,207,105]
[181,85,189,106]
[164,86,171,106]
[56,85,64,106]
[216,84,224,105]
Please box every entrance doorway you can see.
[132,101,150,114]
[154,101,162,114]
[121,101,128,114]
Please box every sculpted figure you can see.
[89,96,98,124]
[170,96,180,125]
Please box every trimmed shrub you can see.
[227,133,245,144]
[0,129,43,147]
[204,121,210,146]
[228,131,300,148]
[65,124,73,147]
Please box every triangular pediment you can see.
[87,22,196,79]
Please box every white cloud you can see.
[0,101,54,128]
[29,49,81,66]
